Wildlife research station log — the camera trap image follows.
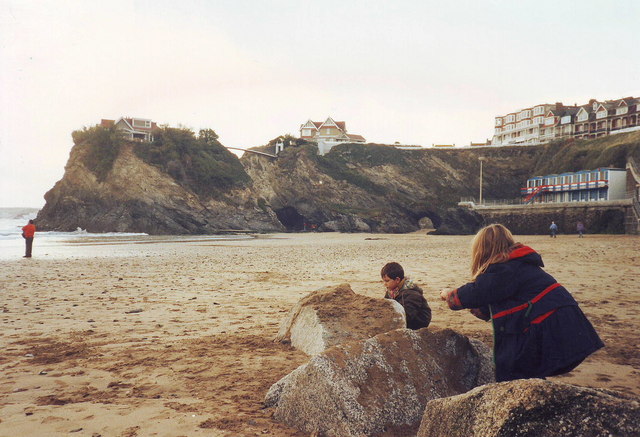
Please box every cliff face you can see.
[242,143,541,233]
[37,142,284,234]
[37,130,640,234]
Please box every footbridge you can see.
[226,147,277,158]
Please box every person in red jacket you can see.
[22,219,36,258]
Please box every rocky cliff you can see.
[36,127,640,234]
[36,127,284,234]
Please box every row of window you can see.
[496,106,549,125]
[497,102,637,127]
[530,189,608,203]
[526,171,608,188]
[497,114,638,138]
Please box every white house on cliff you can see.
[300,117,366,155]
[101,117,157,142]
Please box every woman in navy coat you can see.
[440,224,604,382]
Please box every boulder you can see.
[266,328,494,437]
[417,378,640,437]
[274,283,406,355]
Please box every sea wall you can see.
[472,200,632,235]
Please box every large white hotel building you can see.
[492,96,640,146]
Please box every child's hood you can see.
[401,278,424,295]
[508,244,544,267]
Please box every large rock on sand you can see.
[417,378,640,437]
[265,328,494,437]
[274,283,406,355]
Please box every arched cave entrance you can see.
[275,206,305,231]
[418,212,441,230]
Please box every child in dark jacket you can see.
[382,262,432,330]
[440,224,603,382]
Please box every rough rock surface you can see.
[265,328,494,437]
[417,378,640,437]
[274,284,406,355]
[36,143,284,233]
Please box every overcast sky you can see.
[1,0,638,207]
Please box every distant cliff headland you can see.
[36,125,640,234]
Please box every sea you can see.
[0,207,253,260]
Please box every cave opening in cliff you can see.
[275,206,305,231]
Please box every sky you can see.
[1,0,639,208]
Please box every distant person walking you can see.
[21,219,36,258]
[549,221,558,238]
[577,221,585,238]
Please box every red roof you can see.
[346,134,365,141]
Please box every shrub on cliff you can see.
[312,144,393,196]
[72,125,124,182]
[134,127,250,198]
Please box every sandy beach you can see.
[1,232,638,436]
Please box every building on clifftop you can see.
[492,96,640,146]
[101,117,158,142]
[300,117,366,155]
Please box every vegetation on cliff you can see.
[134,127,250,198]
[72,125,251,198]
[313,145,394,196]
[72,125,124,181]
[531,131,640,176]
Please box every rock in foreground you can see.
[417,378,640,437]
[266,328,494,437]
[274,283,406,355]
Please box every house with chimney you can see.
[299,117,366,155]
[101,117,158,142]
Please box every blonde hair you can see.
[471,224,519,280]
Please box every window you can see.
[132,119,151,128]
[596,110,607,119]
[577,112,588,122]
[616,106,628,115]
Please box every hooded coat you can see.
[444,245,604,382]
[385,279,432,330]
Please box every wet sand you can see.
[1,232,638,436]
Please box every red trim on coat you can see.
[530,309,557,324]
[452,289,461,308]
[508,245,536,260]
[492,283,562,319]
[446,289,462,309]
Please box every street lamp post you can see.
[479,157,486,205]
